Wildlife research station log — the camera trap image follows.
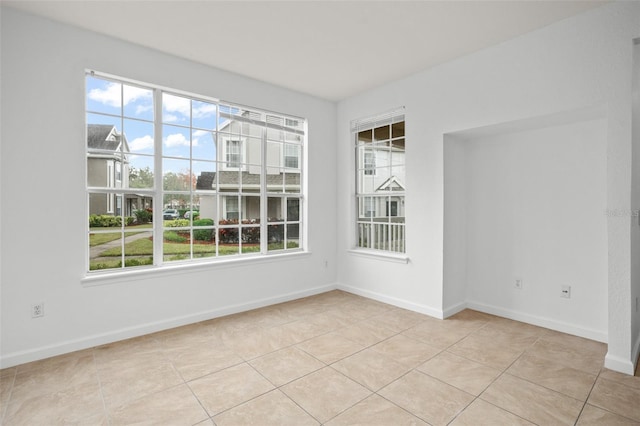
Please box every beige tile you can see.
[588,377,640,422]
[108,384,208,425]
[166,342,243,382]
[370,334,440,368]
[577,404,640,425]
[213,389,319,426]
[332,348,410,391]
[3,380,105,425]
[448,332,531,370]
[0,371,15,417]
[448,309,496,325]
[296,332,365,364]
[507,353,597,400]
[305,310,358,331]
[541,330,607,357]
[325,394,427,426]
[486,317,546,338]
[222,325,297,360]
[10,352,99,402]
[97,355,183,408]
[277,317,334,343]
[367,308,427,333]
[525,337,604,375]
[250,346,325,386]
[480,373,583,425]
[402,320,476,350]
[341,298,395,320]
[417,351,501,396]
[93,336,161,365]
[449,399,534,426]
[599,368,640,391]
[189,363,274,416]
[379,370,474,426]
[335,321,396,347]
[281,367,371,423]
[15,349,95,375]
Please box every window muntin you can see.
[353,109,405,253]
[87,73,305,273]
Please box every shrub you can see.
[165,219,190,227]
[88,214,122,228]
[125,216,135,226]
[193,218,215,241]
[134,209,152,224]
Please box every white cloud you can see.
[164,133,191,147]
[163,94,190,119]
[163,114,179,123]
[129,135,154,151]
[193,103,216,118]
[88,82,151,108]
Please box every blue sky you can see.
[86,76,219,178]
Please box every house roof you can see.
[377,175,405,192]
[196,171,300,190]
[87,124,128,152]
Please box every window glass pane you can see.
[358,129,372,144]
[241,226,260,253]
[163,125,191,159]
[89,229,121,271]
[163,193,189,218]
[123,84,153,121]
[241,196,260,222]
[267,197,283,221]
[241,171,260,193]
[124,231,153,268]
[225,140,242,168]
[267,169,285,193]
[86,76,121,115]
[287,198,300,221]
[218,227,239,255]
[192,160,216,192]
[163,159,192,191]
[123,119,154,155]
[267,127,284,142]
[374,125,390,141]
[246,136,261,167]
[191,100,217,130]
[267,224,284,250]
[392,121,405,138]
[192,130,216,161]
[267,141,282,169]
[285,172,301,193]
[286,224,300,249]
[284,143,300,169]
[163,93,190,125]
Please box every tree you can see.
[129,166,154,188]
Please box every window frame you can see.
[352,108,406,255]
[85,71,306,277]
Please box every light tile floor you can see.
[1,290,639,425]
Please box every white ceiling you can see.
[3,0,607,101]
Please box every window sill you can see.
[347,249,409,264]
[82,250,310,287]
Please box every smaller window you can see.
[284,144,299,169]
[364,151,375,175]
[226,196,239,220]
[226,140,242,168]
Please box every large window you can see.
[353,108,405,253]
[87,72,305,273]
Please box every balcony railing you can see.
[357,220,405,253]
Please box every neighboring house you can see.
[358,140,406,220]
[196,116,302,223]
[87,124,151,217]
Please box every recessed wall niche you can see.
[443,107,608,341]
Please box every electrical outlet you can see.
[561,285,571,299]
[31,303,44,318]
[514,279,523,290]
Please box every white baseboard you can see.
[466,300,608,343]
[336,283,443,319]
[443,301,467,318]
[605,353,636,375]
[0,283,338,369]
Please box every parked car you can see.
[163,209,179,220]
[184,211,200,219]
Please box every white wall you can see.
[445,115,608,341]
[632,41,640,369]
[0,8,337,367]
[337,1,640,373]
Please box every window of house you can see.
[86,72,305,274]
[353,108,405,253]
[226,140,242,168]
[284,143,299,169]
